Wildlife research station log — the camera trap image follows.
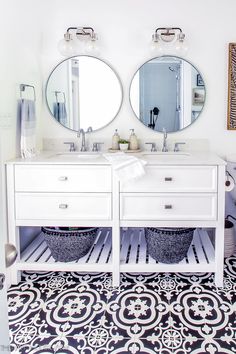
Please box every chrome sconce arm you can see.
[152,27,185,43]
[151,27,188,54]
[64,26,97,41]
[58,26,98,56]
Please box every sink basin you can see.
[51,152,101,159]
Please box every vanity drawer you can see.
[15,193,112,220]
[120,166,217,192]
[14,165,111,192]
[120,193,217,220]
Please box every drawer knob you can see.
[164,204,173,209]
[164,177,173,182]
[58,176,68,181]
[59,204,68,209]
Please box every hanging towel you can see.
[103,152,147,182]
[53,102,67,126]
[17,99,36,158]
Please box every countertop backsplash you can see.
[43,138,210,153]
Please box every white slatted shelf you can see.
[120,228,215,273]
[17,228,215,274]
[18,228,113,272]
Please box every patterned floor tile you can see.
[8,282,44,336]
[10,333,92,354]
[224,254,236,279]
[122,272,189,304]
[22,270,56,282]
[8,255,236,353]
[23,271,113,302]
[38,283,107,337]
[176,338,236,353]
[169,282,236,340]
[95,337,169,354]
[98,282,170,342]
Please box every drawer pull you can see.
[164,177,173,182]
[164,204,173,209]
[59,204,68,209]
[58,176,68,181]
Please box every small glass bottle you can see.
[129,129,139,150]
[112,129,120,150]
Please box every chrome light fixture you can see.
[58,26,99,56]
[151,27,188,55]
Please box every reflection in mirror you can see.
[130,56,206,133]
[46,56,122,132]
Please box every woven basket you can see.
[41,227,98,262]
[145,227,195,264]
[224,219,235,258]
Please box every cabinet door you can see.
[120,193,217,220]
[15,165,112,192]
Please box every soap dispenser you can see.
[129,129,139,150]
[112,129,120,150]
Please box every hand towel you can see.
[17,99,36,158]
[103,152,147,182]
[53,102,67,126]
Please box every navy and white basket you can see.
[41,227,98,262]
[145,227,195,264]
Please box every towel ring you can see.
[20,84,36,102]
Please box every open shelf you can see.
[19,228,113,272]
[17,227,215,274]
[120,228,215,273]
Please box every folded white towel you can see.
[103,152,147,182]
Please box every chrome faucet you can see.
[78,127,93,152]
[64,142,76,152]
[92,142,104,152]
[162,128,168,152]
[174,142,186,152]
[145,142,157,152]
[78,129,86,151]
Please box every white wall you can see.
[0,0,43,158]
[39,0,236,156]
[0,0,43,284]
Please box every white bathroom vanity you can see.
[6,151,226,287]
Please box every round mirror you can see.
[46,55,123,132]
[130,55,206,133]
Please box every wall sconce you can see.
[151,27,188,55]
[58,26,99,56]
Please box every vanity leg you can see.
[112,175,120,287]
[215,165,225,288]
[9,226,21,285]
[112,225,120,287]
[214,225,224,288]
[11,268,21,285]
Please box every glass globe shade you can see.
[175,39,188,56]
[57,38,77,56]
[84,39,99,55]
[150,40,164,54]
[58,37,83,56]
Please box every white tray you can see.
[108,148,142,153]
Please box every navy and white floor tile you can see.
[8,258,236,353]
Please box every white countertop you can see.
[6,151,226,166]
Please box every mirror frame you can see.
[129,55,206,133]
[45,55,123,133]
